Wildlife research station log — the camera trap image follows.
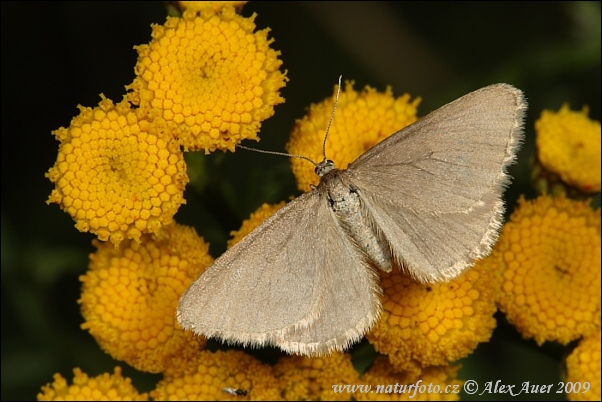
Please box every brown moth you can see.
[177,83,526,356]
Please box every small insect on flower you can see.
[222,387,248,396]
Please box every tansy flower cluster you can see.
[127,6,287,152]
[79,223,213,373]
[46,96,188,246]
[176,1,248,13]
[358,357,463,401]
[366,257,501,376]
[37,367,148,401]
[47,4,287,246]
[491,97,601,400]
[565,329,601,401]
[273,353,359,401]
[42,3,295,400]
[491,194,601,400]
[151,350,280,400]
[533,104,601,195]
[496,195,601,346]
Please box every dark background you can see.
[2,2,600,400]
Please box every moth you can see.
[177,83,526,356]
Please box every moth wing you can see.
[349,84,525,214]
[177,190,380,353]
[347,84,526,282]
[274,208,382,356]
[358,189,505,282]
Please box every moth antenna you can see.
[236,144,317,166]
[322,75,342,161]
[236,76,343,167]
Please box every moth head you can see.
[315,159,335,178]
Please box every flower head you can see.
[286,82,420,192]
[79,223,213,373]
[535,104,601,193]
[177,1,248,13]
[37,367,147,401]
[128,6,287,152]
[273,353,359,401]
[497,195,601,345]
[366,257,501,374]
[46,96,188,246]
[150,350,280,400]
[565,329,601,401]
[357,357,462,401]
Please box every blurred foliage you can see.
[1,1,600,400]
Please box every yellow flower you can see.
[227,201,286,247]
[497,195,601,345]
[37,367,147,401]
[286,82,420,192]
[151,350,280,400]
[535,104,601,193]
[128,6,287,152]
[273,353,359,401]
[46,96,188,246]
[357,357,462,401]
[565,329,601,401]
[177,1,248,13]
[366,257,501,375]
[79,224,213,373]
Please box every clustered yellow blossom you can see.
[535,104,601,193]
[286,82,420,192]
[497,195,601,345]
[273,353,360,401]
[43,2,294,398]
[79,224,214,373]
[565,329,601,401]
[357,356,462,401]
[46,96,188,246]
[177,1,248,13]
[366,257,502,375]
[227,201,286,247]
[37,367,147,401]
[151,350,280,400]
[128,6,287,152]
